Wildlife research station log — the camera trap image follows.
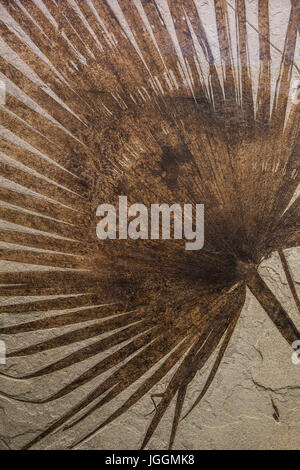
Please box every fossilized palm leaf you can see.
[0,0,299,450]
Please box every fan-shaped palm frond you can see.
[0,0,299,450]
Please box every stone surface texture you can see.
[0,0,299,451]
[0,247,300,450]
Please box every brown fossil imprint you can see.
[0,0,299,450]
